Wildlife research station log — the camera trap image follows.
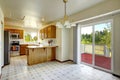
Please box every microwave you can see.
[10,33,19,39]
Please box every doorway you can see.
[80,20,112,71]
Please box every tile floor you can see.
[1,56,120,80]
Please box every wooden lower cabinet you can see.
[47,47,56,61]
[27,47,56,65]
[20,44,28,55]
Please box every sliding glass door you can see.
[94,22,112,70]
[80,20,112,71]
[81,26,93,65]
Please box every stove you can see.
[10,41,20,56]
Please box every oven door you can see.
[11,45,20,51]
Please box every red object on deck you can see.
[81,53,111,70]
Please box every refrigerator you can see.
[4,31,10,65]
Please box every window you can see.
[24,32,38,42]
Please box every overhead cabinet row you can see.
[4,28,24,39]
[40,25,56,39]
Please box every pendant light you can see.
[56,0,76,28]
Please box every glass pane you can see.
[94,22,112,70]
[25,32,38,42]
[81,26,93,64]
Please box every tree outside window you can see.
[25,32,38,42]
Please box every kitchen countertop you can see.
[27,45,58,49]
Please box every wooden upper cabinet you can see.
[19,30,24,39]
[40,25,56,39]
[9,29,15,33]
[44,28,48,38]
[4,28,24,39]
[47,25,56,38]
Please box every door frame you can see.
[78,19,113,73]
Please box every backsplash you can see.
[41,39,56,46]
[11,38,56,46]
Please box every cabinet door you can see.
[20,44,28,55]
[19,30,24,39]
[14,30,19,34]
[28,49,34,65]
[47,47,56,61]
[36,48,47,63]
[47,48,52,61]
[44,28,48,38]
[51,47,56,60]
[10,29,15,33]
[42,48,47,62]
[51,26,56,38]
[47,27,51,38]
[47,25,56,38]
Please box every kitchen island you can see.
[26,45,57,65]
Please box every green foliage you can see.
[25,34,31,42]
[81,26,111,48]
[25,33,38,42]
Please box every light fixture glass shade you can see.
[56,20,76,28]
[56,22,63,28]
[71,23,76,27]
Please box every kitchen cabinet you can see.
[47,25,56,38]
[27,46,56,65]
[19,30,24,39]
[4,28,24,39]
[20,44,28,55]
[27,48,47,65]
[40,25,56,39]
[44,28,48,38]
[47,47,56,61]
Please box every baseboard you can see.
[55,59,73,63]
[112,74,120,78]
[0,74,1,79]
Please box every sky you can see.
[81,22,111,34]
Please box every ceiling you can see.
[0,0,106,27]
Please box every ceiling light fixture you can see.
[56,0,76,28]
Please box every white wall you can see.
[113,13,120,76]
[56,28,72,61]
[69,28,73,60]
[61,28,70,61]
[0,6,4,75]
[56,28,62,61]
[70,0,120,23]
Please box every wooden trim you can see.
[55,59,73,63]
